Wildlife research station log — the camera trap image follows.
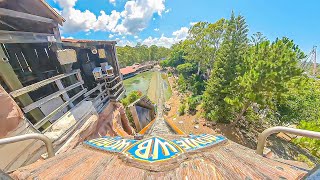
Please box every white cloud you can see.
[55,0,120,33]
[153,18,156,21]
[114,0,166,34]
[117,40,136,47]
[190,21,198,26]
[93,10,121,31]
[55,0,167,35]
[172,27,189,41]
[142,27,189,48]
[164,9,171,13]
[134,35,139,39]
[154,28,159,32]
[54,0,77,8]
[109,0,116,5]
[109,34,115,38]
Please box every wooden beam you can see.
[0,45,44,122]
[22,81,84,113]
[0,19,17,30]
[0,30,55,44]
[107,81,123,91]
[10,70,80,98]
[34,88,87,129]
[0,8,55,24]
[84,82,106,97]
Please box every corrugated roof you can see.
[120,66,136,75]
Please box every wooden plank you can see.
[84,82,106,97]
[22,81,84,113]
[107,81,123,91]
[111,87,124,98]
[0,8,55,24]
[34,89,87,129]
[10,70,80,98]
[106,76,119,84]
[0,30,55,44]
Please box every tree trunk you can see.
[197,61,201,75]
[232,101,251,126]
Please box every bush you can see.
[121,91,142,107]
[293,120,320,158]
[187,96,201,113]
[178,103,186,115]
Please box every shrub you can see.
[178,103,186,115]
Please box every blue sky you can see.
[48,0,319,57]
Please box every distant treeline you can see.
[116,43,171,67]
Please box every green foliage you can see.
[117,44,170,67]
[177,75,187,93]
[293,120,320,158]
[178,103,186,115]
[203,12,249,122]
[187,96,202,113]
[121,91,143,107]
[294,154,315,167]
[277,78,320,125]
[176,63,196,76]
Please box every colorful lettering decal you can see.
[122,136,184,163]
[172,134,226,151]
[85,134,226,163]
[85,136,137,153]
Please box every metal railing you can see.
[0,133,54,158]
[256,126,320,155]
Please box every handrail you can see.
[0,133,54,158]
[256,126,320,155]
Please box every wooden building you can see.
[0,0,126,171]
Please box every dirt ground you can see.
[164,75,257,146]
[164,76,216,135]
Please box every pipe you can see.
[256,126,320,155]
[0,133,54,158]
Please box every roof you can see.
[62,39,117,44]
[39,0,65,24]
[10,134,310,179]
[120,66,136,75]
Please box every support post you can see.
[0,44,44,122]
[55,80,74,108]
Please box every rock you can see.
[178,121,183,124]
[193,119,199,124]
[194,125,199,129]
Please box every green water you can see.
[123,71,153,95]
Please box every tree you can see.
[203,12,249,123]
[229,39,303,124]
[184,19,225,76]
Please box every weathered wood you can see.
[84,82,106,97]
[34,89,87,129]
[55,80,75,108]
[111,87,124,98]
[107,81,122,91]
[0,30,55,44]
[0,8,55,24]
[106,76,119,84]
[10,70,80,98]
[0,45,44,122]
[22,81,84,113]
[10,137,310,179]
